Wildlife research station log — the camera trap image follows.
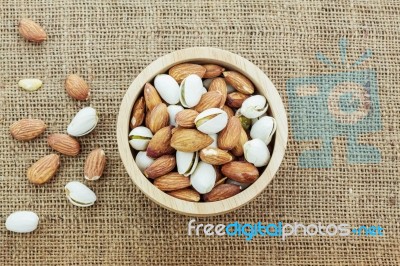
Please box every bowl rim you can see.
[117,47,288,216]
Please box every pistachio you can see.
[128,126,153,150]
[202,78,213,89]
[65,181,97,207]
[250,116,276,145]
[18,78,43,92]
[190,162,216,194]
[67,107,98,137]
[180,74,204,108]
[5,211,39,233]
[240,95,268,119]
[243,138,271,167]
[176,151,199,176]
[154,74,180,104]
[237,114,252,130]
[195,108,228,134]
[167,105,184,126]
[135,151,155,172]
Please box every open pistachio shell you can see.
[128,126,153,150]
[65,181,97,207]
[180,74,204,108]
[240,95,268,119]
[67,107,98,137]
[190,162,216,194]
[195,108,228,134]
[250,116,276,145]
[176,151,199,176]
[154,74,180,104]
[243,139,271,167]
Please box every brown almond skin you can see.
[144,155,176,179]
[231,128,249,157]
[27,154,60,185]
[175,109,199,128]
[168,188,200,202]
[19,18,47,43]
[146,126,175,158]
[200,148,233,165]
[208,77,227,108]
[143,83,162,111]
[223,71,255,95]
[226,92,250,109]
[153,172,190,191]
[194,91,222,113]
[130,97,145,129]
[148,103,169,134]
[221,105,234,119]
[84,148,106,181]
[221,161,259,183]
[65,74,90,101]
[47,133,80,156]
[217,116,241,150]
[202,64,225,79]
[10,119,46,141]
[168,63,206,83]
[171,128,213,152]
[204,184,241,202]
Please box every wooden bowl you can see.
[117,47,288,216]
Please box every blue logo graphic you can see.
[286,38,382,168]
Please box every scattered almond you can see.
[171,128,213,152]
[168,63,206,83]
[65,74,90,101]
[221,161,259,183]
[202,64,225,79]
[223,71,254,94]
[204,184,241,202]
[167,188,200,202]
[154,172,190,191]
[10,119,46,141]
[175,109,198,128]
[146,126,175,158]
[84,148,106,181]
[47,133,80,156]
[217,116,241,150]
[194,91,222,113]
[18,18,47,43]
[144,155,176,179]
[27,154,60,185]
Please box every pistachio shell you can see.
[176,151,199,176]
[240,95,268,119]
[135,151,155,172]
[167,105,184,126]
[202,78,213,89]
[180,74,204,108]
[18,78,43,92]
[128,126,153,150]
[190,162,216,194]
[250,116,276,145]
[5,211,39,233]
[243,139,271,167]
[154,74,180,104]
[195,108,228,134]
[67,107,98,137]
[65,181,97,207]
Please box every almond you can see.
[10,119,46,141]
[194,91,222,113]
[47,133,80,156]
[18,18,47,43]
[226,92,249,108]
[202,64,225,79]
[171,128,213,152]
[199,148,233,165]
[148,103,169,133]
[221,161,259,183]
[146,126,175,158]
[27,154,60,185]
[231,128,249,157]
[168,63,206,83]
[214,176,228,187]
[217,116,241,150]
[221,105,234,119]
[143,83,162,111]
[204,184,241,202]
[153,172,190,191]
[144,155,176,179]
[84,148,106,181]
[130,96,145,129]
[223,71,254,95]
[208,78,227,108]
[65,74,90,101]
[175,109,199,128]
[167,188,200,202]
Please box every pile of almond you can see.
[129,63,276,202]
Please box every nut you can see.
[153,172,190,191]
[176,151,199,176]
[231,127,248,157]
[167,105,184,126]
[65,74,90,101]
[129,126,153,151]
[154,74,180,104]
[194,91,222,113]
[130,96,145,129]
[67,107,98,137]
[135,151,155,172]
[199,147,233,165]
[240,95,268,119]
[18,18,47,43]
[217,116,241,150]
[208,77,227,108]
[223,71,254,94]
[84,148,106,181]
[47,133,80,156]
[226,92,249,108]
[27,154,60,185]
[169,63,206,83]
[65,181,97,207]
[202,64,225,79]
[148,103,169,133]
[221,105,234,119]
[203,184,241,202]
[180,74,204,108]
[144,155,176,179]
[146,126,175,158]
[221,161,259,183]
[143,83,162,111]
[250,116,276,145]
[170,128,213,152]
[195,108,228,134]
[18,78,43,92]
[175,109,199,128]
[167,189,200,202]
[5,211,39,233]
[10,119,46,141]
[243,139,271,167]
[190,162,216,194]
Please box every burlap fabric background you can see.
[1,0,399,265]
